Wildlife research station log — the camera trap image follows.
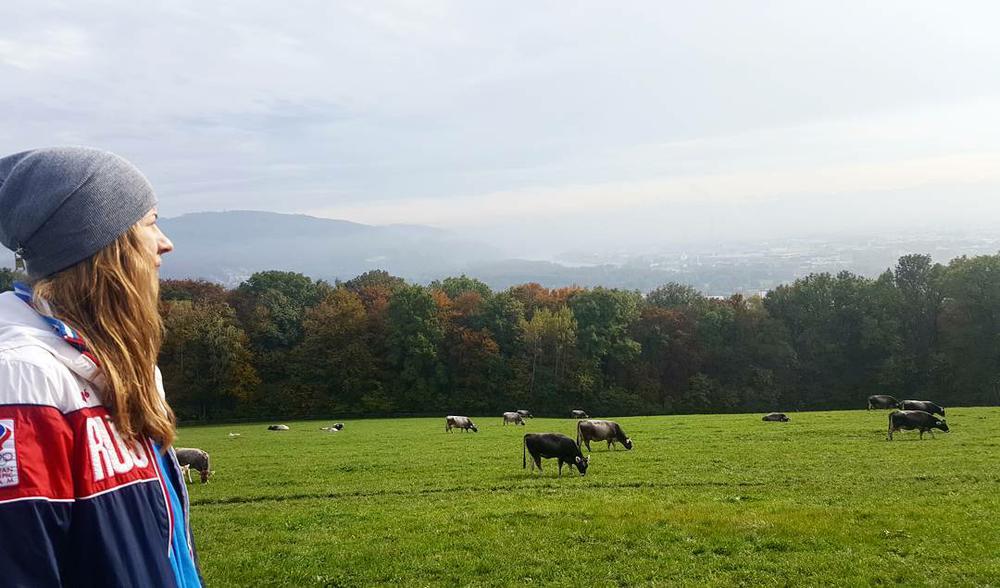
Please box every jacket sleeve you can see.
[0,358,76,587]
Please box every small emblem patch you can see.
[81,389,91,402]
[0,420,18,487]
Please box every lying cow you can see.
[175,447,213,483]
[902,400,945,417]
[503,411,526,426]
[445,415,478,433]
[267,424,290,431]
[516,409,533,419]
[762,412,790,422]
[577,419,633,451]
[570,409,589,419]
[868,395,900,410]
[523,433,589,476]
[887,410,949,440]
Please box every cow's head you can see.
[470,425,479,433]
[574,455,590,476]
[934,419,949,433]
[201,469,215,484]
[622,437,634,450]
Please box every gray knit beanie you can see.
[0,147,157,279]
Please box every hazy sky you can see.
[2,1,999,256]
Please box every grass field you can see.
[177,409,1000,587]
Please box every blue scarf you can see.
[12,281,102,367]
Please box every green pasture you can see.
[178,409,1000,587]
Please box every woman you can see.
[0,147,201,587]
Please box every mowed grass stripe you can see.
[178,409,1000,587]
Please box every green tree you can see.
[646,283,704,309]
[292,288,385,414]
[386,285,445,411]
[431,275,492,301]
[891,254,944,396]
[160,300,259,420]
[0,267,26,292]
[937,255,1000,405]
[231,271,327,351]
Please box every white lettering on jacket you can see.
[85,416,150,481]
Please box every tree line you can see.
[3,252,1000,421]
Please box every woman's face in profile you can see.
[136,207,174,270]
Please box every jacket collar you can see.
[0,289,106,389]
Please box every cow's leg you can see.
[585,439,592,452]
[608,440,614,451]
[558,461,563,477]
[535,456,542,473]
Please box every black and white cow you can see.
[502,411,526,426]
[867,395,900,410]
[516,409,533,419]
[175,447,213,483]
[570,409,589,419]
[762,412,790,422]
[445,415,478,433]
[576,419,633,451]
[887,410,949,440]
[267,424,290,431]
[523,433,589,476]
[901,400,945,417]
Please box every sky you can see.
[2,1,1000,257]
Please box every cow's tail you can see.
[576,420,582,448]
[522,436,527,469]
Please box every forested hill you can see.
[59,251,993,422]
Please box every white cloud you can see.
[0,26,90,70]
[308,150,1000,227]
[2,1,1000,250]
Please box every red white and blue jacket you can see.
[0,289,200,587]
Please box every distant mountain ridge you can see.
[3,211,991,295]
[157,210,502,286]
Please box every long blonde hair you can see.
[33,225,175,446]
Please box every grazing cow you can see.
[267,424,290,431]
[175,447,213,483]
[503,411,526,426]
[516,409,533,419]
[445,415,478,433]
[576,419,633,451]
[570,409,589,419]
[868,395,900,410]
[887,410,949,440]
[523,433,589,476]
[901,400,945,417]
[762,412,790,422]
